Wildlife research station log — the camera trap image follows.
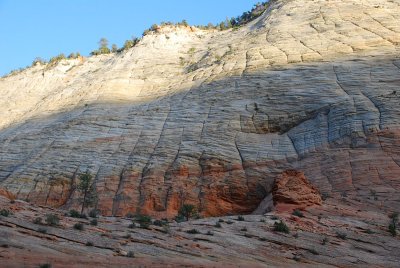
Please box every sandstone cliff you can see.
[1,0,400,219]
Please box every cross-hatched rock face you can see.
[0,0,400,217]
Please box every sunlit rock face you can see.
[0,0,400,217]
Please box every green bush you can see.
[336,231,347,240]
[45,214,60,226]
[237,215,245,221]
[73,223,84,231]
[39,263,52,268]
[292,209,304,218]
[178,204,198,221]
[111,44,118,53]
[215,222,222,228]
[153,220,165,226]
[32,57,46,66]
[135,214,151,224]
[127,251,135,258]
[389,212,398,236]
[139,222,150,229]
[69,209,81,218]
[34,217,43,225]
[0,209,11,217]
[37,227,47,234]
[49,53,66,65]
[125,212,135,218]
[90,219,98,226]
[274,220,290,233]
[186,229,200,234]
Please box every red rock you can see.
[272,170,322,212]
[0,187,15,200]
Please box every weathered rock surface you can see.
[0,195,399,267]
[0,0,399,220]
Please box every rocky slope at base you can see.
[0,194,399,267]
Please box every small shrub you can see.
[85,241,94,246]
[128,223,136,229]
[89,209,98,218]
[125,212,135,218]
[365,229,374,234]
[389,223,397,236]
[186,229,200,234]
[274,220,290,233]
[127,251,135,258]
[321,193,330,201]
[153,220,164,226]
[73,223,84,231]
[270,215,279,220]
[139,222,150,229]
[39,264,52,268]
[259,237,267,241]
[308,248,319,255]
[178,204,198,221]
[388,212,398,237]
[174,214,185,223]
[293,255,301,262]
[237,215,245,221]
[240,227,247,232]
[33,217,43,225]
[218,219,225,223]
[37,227,47,234]
[226,220,234,225]
[0,209,11,217]
[45,214,60,226]
[90,219,98,226]
[135,214,151,224]
[215,222,222,228]
[206,231,214,236]
[292,209,304,218]
[69,209,81,218]
[336,231,347,240]
[322,236,329,245]
[49,53,66,65]
[260,218,266,222]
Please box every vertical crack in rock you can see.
[234,132,248,191]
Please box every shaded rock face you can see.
[0,0,400,217]
[272,170,322,211]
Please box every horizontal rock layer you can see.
[0,0,400,217]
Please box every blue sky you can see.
[0,0,261,76]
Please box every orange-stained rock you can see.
[0,187,15,200]
[272,170,322,212]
